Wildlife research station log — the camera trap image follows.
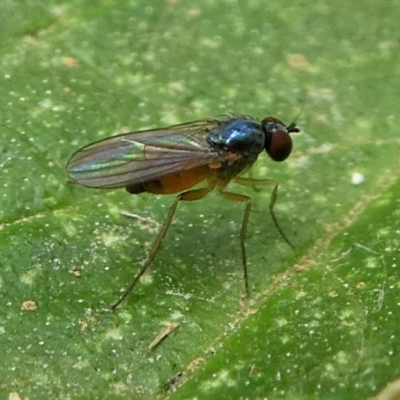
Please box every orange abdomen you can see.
[143,165,211,194]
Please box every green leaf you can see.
[1,1,399,399]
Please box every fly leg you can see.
[234,177,294,249]
[218,190,252,297]
[111,185,214,310]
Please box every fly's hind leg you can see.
[111,185,214,310]
[234,176,294,249]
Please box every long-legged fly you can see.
[66,115,299,309]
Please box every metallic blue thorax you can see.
[207,117,264,155]
[206,117,265,179]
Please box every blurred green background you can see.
[1,0,399,399]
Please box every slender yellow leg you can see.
[218,190,252,296]
[234,176,294,249]
[111,185,214,310]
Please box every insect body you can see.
[66,115,299,309]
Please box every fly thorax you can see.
[206,118,265,156]
[206,117,265,180]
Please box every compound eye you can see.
[269,130,293,161]
[262,116,298,162]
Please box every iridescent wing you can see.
[66,119,224,189]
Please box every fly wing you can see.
[66,119,223,188]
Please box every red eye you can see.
[261,116,298,162]
[269,130,293,161]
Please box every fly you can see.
[66,115,300,309]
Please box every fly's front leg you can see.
[218,190,252,297]
[234,176,294,249]
[111,186,213,310]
